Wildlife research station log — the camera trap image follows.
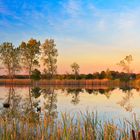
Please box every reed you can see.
[0,79,120,86]
[0,112,140,140]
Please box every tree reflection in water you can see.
[1,86,58,122]
[1,86,22,119]
[85,88,115,99]
[85,89,95,94]
[42,87,58,119]
[117,87,134,112]
[66,88,83,105]
[24,86,58,121]
[0,86,136,121]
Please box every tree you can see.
[0,42,20,79]
[99,71,106,79]
[106,69,112,79]
[31,69,41,81]
[117,55,133,73]
[85,74,94,79]
[41,39,58,79]
[19,38,40,79]
[117,55,133,82]
[71,62,80,80]
[31,69,41,86]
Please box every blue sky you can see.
[0,0,140,73]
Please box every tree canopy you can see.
[0,42,20,79]
[19,38,40,78]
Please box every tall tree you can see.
[117,55,133,73]
[0,42,20,79]
[71,62,80,80]
[19,38,40,79]
[117,55,133,82]
[41,39,58,79]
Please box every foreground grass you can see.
[0,112,140,140]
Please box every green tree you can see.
[41,39,58,79]
[19,38,40,79]
[106,69,112,79]
[85,74,94,79]
[31,69,41,86]
[0,42,20,79]
[71,62,80,80]
[31,69,41,81]
[99,71,106,79]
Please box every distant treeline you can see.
[40,71,137,82]
[0,40,137,83]
[0,71,138,82]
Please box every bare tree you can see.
[117,55,133,82]
[19,38,40,79]
[117,55,133,73]
[41,39,58,79]
[71,62,80,80]
[0,42,20,79]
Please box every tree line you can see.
[0,39,137,82]
[0,38,58,80]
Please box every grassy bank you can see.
[0,112,139,140]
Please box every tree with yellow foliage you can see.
[19,38,40,79]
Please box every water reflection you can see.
[0,86,140,122]
[117,90,133,112]
[66,88,83,105]
[1,86,22,119]
[42,87,58,119]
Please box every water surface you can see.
[0,86,140,124]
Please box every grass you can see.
[0,112,140,140]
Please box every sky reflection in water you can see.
[0,86,140,125]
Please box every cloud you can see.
[1,0,140,48]
[116,8,140,30]
[61,0,82,17]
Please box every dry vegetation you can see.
[0,79,119,86]
[0,112,140,140]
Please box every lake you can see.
[0,86,140,125]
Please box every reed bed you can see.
[0,112,140,140]
[0,79,138,91]
[0,79,120,86]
